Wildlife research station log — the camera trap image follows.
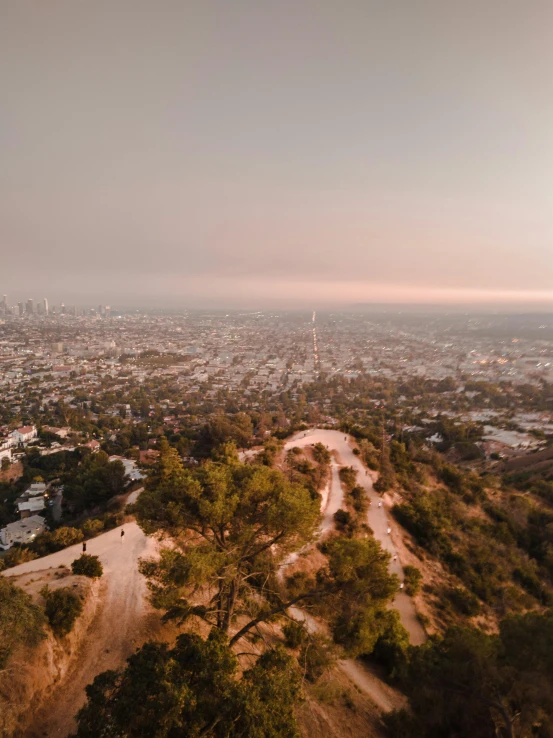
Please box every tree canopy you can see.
[136,440,321,639]
[73,630,301,738]
[387,610,553,738]
[0,578,45,669]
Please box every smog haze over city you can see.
[3,4,553,738]
[2,0,553,310]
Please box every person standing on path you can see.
[82,541,87,553]
[121,529,125,543]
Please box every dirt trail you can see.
[3,522,158,737]
[281,429,423,713]
[285,429,426,645]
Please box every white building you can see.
[108,455,145,482]
[25,482,47,496]
[11,425,38,445]
[0,515,46,550]
[0,446,11,464]
[18,497,46,516]
[15,482,48,518]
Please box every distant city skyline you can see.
[2,1,553,308]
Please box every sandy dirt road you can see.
[285,429,426,645]
[3,519,158,737]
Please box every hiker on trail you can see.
[121,529,125,543]
[387,527,392,535]
[399,583,404,590]
[82,541,87,553]
[378,501,382,508]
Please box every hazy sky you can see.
[1,0,553,308]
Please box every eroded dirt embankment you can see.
[0,570,101,738]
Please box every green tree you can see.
[388,612,553,738]
[35,526,84,554]
[137,440,321,641]
[43,587,83,637]
[403,565,422,596]
[287,537,399,657]
[71,554,103,579]
[0,578,45,668]
[73,630,302,738]
[80,518,104,538]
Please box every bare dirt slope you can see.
[3,522,159,737]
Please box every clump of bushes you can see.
[42,586,83,637]
[0,579,45,667]
[80,518,104,538]
[283,620,308,649]
[403,565,422,596]
[298,634,336,682]
[34,526,84,555]
[447,587,481,617]
[312,442,331,465]
[334,508,352,531]
[339,466,357,491]
[71,554,103,579]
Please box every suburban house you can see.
[42,426,71,439]
[82,439,100,452]
[0,514,46,550]
[15,482,48,518]
[108,455,145,482]
[11,425,38,445]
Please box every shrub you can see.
[81,518,104,538]
[370,611,410,679]
[36,526,84,554]
[334,509,351,530]
[2,545,38,568]
[71,554,103,579]
[448,587,481,617]
[349,486,368,514]
[312,442,331,465]
[42,586,83,637]
[283,620,308,649]
[298,634,336,682]
[392,493,450,556]
[339,467,357,491]
[403,565,422,596]
[102,511,124,530]
[0,578,46,668]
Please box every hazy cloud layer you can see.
[1,1,552,307]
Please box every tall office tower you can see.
[105,305,111,317]
[60,303,65,314]
[26,298,33,314]
[17,302,24,316]
[1,295,7,314]
[43,298,49,315]
[36,303,43,315]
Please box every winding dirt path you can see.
[284,429,426,645]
